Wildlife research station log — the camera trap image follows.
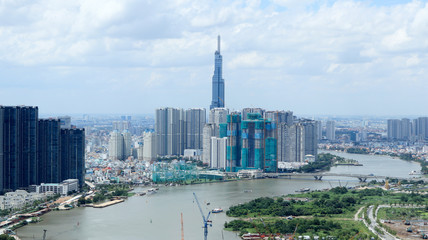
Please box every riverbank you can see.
[225,184,428,239]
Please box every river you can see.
[17,151,421,240]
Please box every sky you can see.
[0,0,427,116]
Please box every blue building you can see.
[210,35,225,110]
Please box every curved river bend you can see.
[17,151,421,240]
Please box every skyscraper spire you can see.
[210,36,225,110]
[217,35,221,53]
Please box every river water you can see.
[17,151,421,240]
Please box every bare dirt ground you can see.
[383,220,428,239]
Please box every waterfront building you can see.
[185,108,206,150]
[226,112,241,171]
[30,179,79,196]
[210,35,225,110]
[326,120,336,141]
[60,128,85,188]
[301,119,318,160]
[240,113,277,172]
[155,107,186,156]
[0,190,48,210]
[202,124,214,165]
[38,119,62,184]
[0,106,38,193]
[210,137,227,169]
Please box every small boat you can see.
[212,208,223,213]
[295,188,310,193]
[244,189,253,193]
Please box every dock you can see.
[92,199,124,208]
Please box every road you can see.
[364,205,401,240]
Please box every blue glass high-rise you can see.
[210,35,225,110]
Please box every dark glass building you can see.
[38,119,61,184]
[60,128,85,188]
[0,106,38,193]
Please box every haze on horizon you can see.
[0,0,427,116]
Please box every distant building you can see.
[109,130,124,160]
[143,132,156,162]
[58,116,71,129]
[242,108,265,121]
[326,120,336,141]
[208,108,228,137]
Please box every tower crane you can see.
[193,192,212,240]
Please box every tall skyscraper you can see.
[60,128,85,188]
[143,132,156,162]
[185,108,206,150]
[211,137,227,169]
[0,106,38,193]
[387,119,401,140]
[210,35,225,110]
[155,108,186,156]
[109,130,124,160]
[202,124,214,165]
[38,119,61,184]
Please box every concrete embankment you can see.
[90,199,124,208]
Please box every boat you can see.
[212,208,223,213]
[243,189,253,193]
[295,188,310,193]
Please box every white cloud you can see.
[0,0,427,115]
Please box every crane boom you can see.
[193,192,212,240]
[193,192,206,222]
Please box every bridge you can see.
[265,172,409,182]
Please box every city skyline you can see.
[1,0,427,116]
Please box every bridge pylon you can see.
[358,177,367,182]
[313,176,323,181]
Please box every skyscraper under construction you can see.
[210,35,225,110]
